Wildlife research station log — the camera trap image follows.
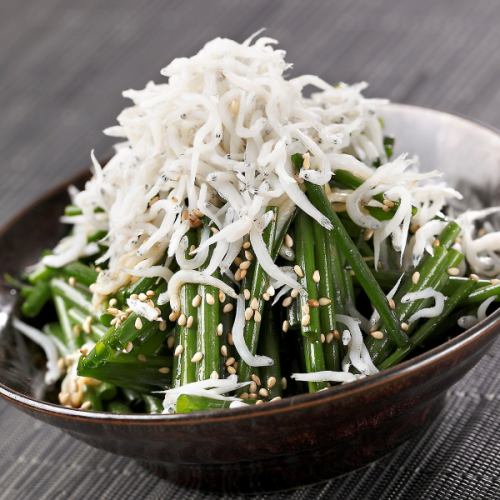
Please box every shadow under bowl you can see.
[0,104,499,493]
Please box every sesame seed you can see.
[326,332,334,343]
[262,292,270,301]
[109,298,117,307]
[255,399,264,405]
[301,314,311,327]
[240,392,249,400]
[219,290,226,302]
[138,354,147,362]
[469,273,480,281]
[81,401,92,411]
[282,320,289,332]
[73,325,82,335]
[133,317,142,330]
[177,314,187,327]
[174,345,184,356]
[146,290,155,297]
[191,352,203,363]
[239,260,251,270]
[282,296,293,307]
[243,288,251,300]
[491,279,500,285]
[223,303,233,314]
[192,294,202,308]
[159,320,167,332]
[401,322,409,332]
[447,267,460,276]
[138,293,147,302]
[302,303,310,314]
[234,256,242,266]
[312,270,320,283]
[251,374,261,386]
[259,388,269,398]
[267,376,277,389]
[370,330,384,340]
[186,315,194,328]
[302,152,311,169]
[412,271,420,285]
[333,329,340,340]
[308,299,319,308]
[254,310,262,323]
[290,288,299,298]
[221,345,228,357]
[243,241,251,249]
[388,298,396,310]
[250,382,257,393]
[107,307,120,315]
[169,310,180,322]
[364,229,374,241]
[167,336,175,349]
[433,239,440,247]
[216,323,223,336]
[68,276,76,287]
[244,250,254,261]
[319,297,332,306]
[234,269,242,281]
[267,285,275,296]
[227,366,236,375]
[250,297,259,310]
[294,265,304,278]
[210,371,219,380]
[225,357,236,366]
[281,377,287,390]
[70,393,83,408]
[206,293,215,305]
[159,367,170,374]
[79,347,89,356]
[124,341,134,353]
[284,233,294,248]
[270,396,282,402]
[227,333,234,345]
[239,269,248,280]
[230,99,240,115]
[245,307,254,321]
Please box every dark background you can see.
[1,1,499,498]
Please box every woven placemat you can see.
[1,0,499,498]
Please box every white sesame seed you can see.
[312,270,321,283]
[107,307,120,315]
[281,377,287,390]
[401,322,409,332]
[262,292,270,301]
[412,271,420,285]
[109,298,117,307]
[124,341,133,353]
[302,303,310,314]
[302,152,311,169]
[245,307,254,321]
[282,296,293,307]
[227,333,234,346]
[234,269,242,281]
[290,288,299,298]
[186,315,194,328]
[239,260,251,270]
[221,345,228,357]
[177,313,187,327]
[370,330,384,340]
[319,297,332,306]
[146,290,155,297]
[225,357,235,366]
[243,241,251,249]
[167,336,175,349]
[216,323,223,336]
[169,310,180,322]
[68,276,76,287]
[251,374,261,386]
[469,273,480,281]
[301,314,311,327]
[388,298,396,310]
[255,399,264,405]
[230,99,239,115]
[191,351,203,363]
[206,293,215,305]
[239,269,248,280]
[491,278,500,285]
[326,332,334,343]
[192,294,202,308]
[135,317,143,330]
[222,303,234,315]
[174,345,184,357]
[227,366,236,375]
[447,267,460,276]
[81,401,92,411]
[250,297,259,310]
[243,288,251,300]
[259,388,269,398]
[244,250,254,261]
[210,371,219,380]
[218,290,226,303]
[159,320,167,332]
[267,285,276,296]
[270,396,282,402]
[282,320,289,332]
[253,310,262,323]
[267,376,277,389]
[158,367,170,374]
[249,381,257,394]
[294,265,304,278]
[138,293,148,302]
[284,233,294,248]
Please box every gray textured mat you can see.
[1,1,499,498]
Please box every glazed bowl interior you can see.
[0,104,499,492]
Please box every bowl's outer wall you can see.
[1,105,499,492]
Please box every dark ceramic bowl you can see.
[0,104,499,493]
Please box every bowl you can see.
[0,104,499,493]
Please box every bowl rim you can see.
[1,103,499,425]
